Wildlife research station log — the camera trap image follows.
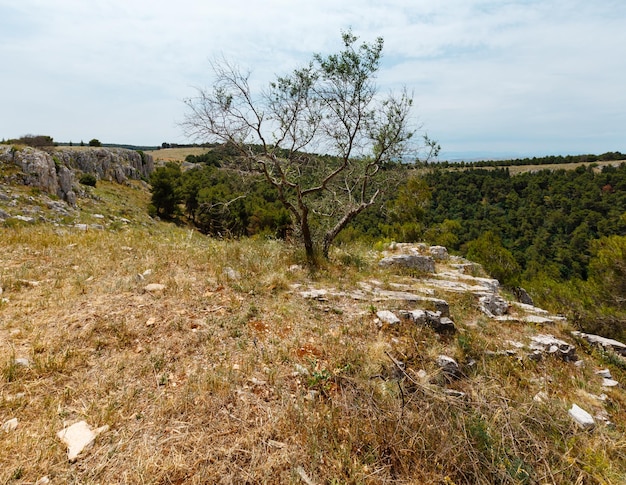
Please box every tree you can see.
[182,30,437,263]
[149,162,182,218]
[89,138,102,147]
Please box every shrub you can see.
[79,173,97,187]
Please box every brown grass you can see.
[1,183,626,483]
[145,148,211,163]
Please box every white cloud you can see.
[0,0,624,156]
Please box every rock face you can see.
[0,145,154,204]
[53,147,153,183]
[378,254,436,273]
[572,331,626,356]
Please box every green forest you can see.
[149,150,626,341]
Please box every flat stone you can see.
[300,289,328,300]
[530,334,577,361]
[57,421,109,461]
[144,283,166,293]
[568,404,595,430]
[436,355,460,379]
[378,254,436,273]
[376,310,400,325]
[572,331,626,356]
[596,369,612,379]
[429,245,449,260]
[1,418,18,432]
[602,378,619,388]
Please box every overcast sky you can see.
[1,0,624,159]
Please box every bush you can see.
[89,139,102,147]
[79,173,97,187]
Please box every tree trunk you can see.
[300,207,317,264]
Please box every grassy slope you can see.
[1,181,626,483]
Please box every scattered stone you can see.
[144,283,166,293]
[89,224,104,230]
[93,214,105,219]
[294,364,310,376]
[479,294,509,317]
[596,369,612,379]
[1,418,18,432]
[436,355,460,379]
[300,289,328,300]
[402,309,456,333]
[14,215,35,222]
[74,223,89,230]
[56,421,109,462]
[443,389,466,398]
[35,477,50,485]
[376,310,400,325]
[14,357,31,367]
[524,315,556,325]
[223,267,240,280]
[533,391,549,403]
[529,334,577,361]
[572,331,626,356]
[429,245,449,260]
[146,317,156,327]
[568,404,595,430]
[514,287,534,305]
[602,378,619,388]
[378,254,436,273]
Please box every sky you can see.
[1,0,625,160]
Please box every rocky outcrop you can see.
[0,145,153,205]
[53,147,153,183]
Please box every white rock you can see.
[300,289,328,300]
[57,421,109,462]
[144,283,166,293]
[596,369,612,379]
[223,267,240,280]
[142,269,153,277]
[1,417,18,432]
[35,477,50,485]
[568,404,595,430]
[429,245,449,260]
[376,310,400,325]
[602,378,619,388]
[93,214,105,219]
[533,391,549,403]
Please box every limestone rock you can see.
[223,267,240,280]
[429,245,449,260]
[529,334,577,361]
[568,404,595,430]
[56,421,109,461]
[2,417,18,432]
[376,310,400,325]
[479,294,509,317]
[436,355,460,379]
[144,283,166,293]
[572,331,626,356]
[602,378,619,388]
[378,254,436,273]
[514,287,534,305]
[402,309,456,333]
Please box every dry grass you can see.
[2,184,626,483]
[145,148,211,163]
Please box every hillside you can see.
[2,150,626,483]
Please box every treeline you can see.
[149,162,290,239]
[148,148,626,339]
[427,151,626,168]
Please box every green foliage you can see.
[89,138,102,147]
[465,231,521,287]
[79,173,97,187]
[149,162,183,218]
